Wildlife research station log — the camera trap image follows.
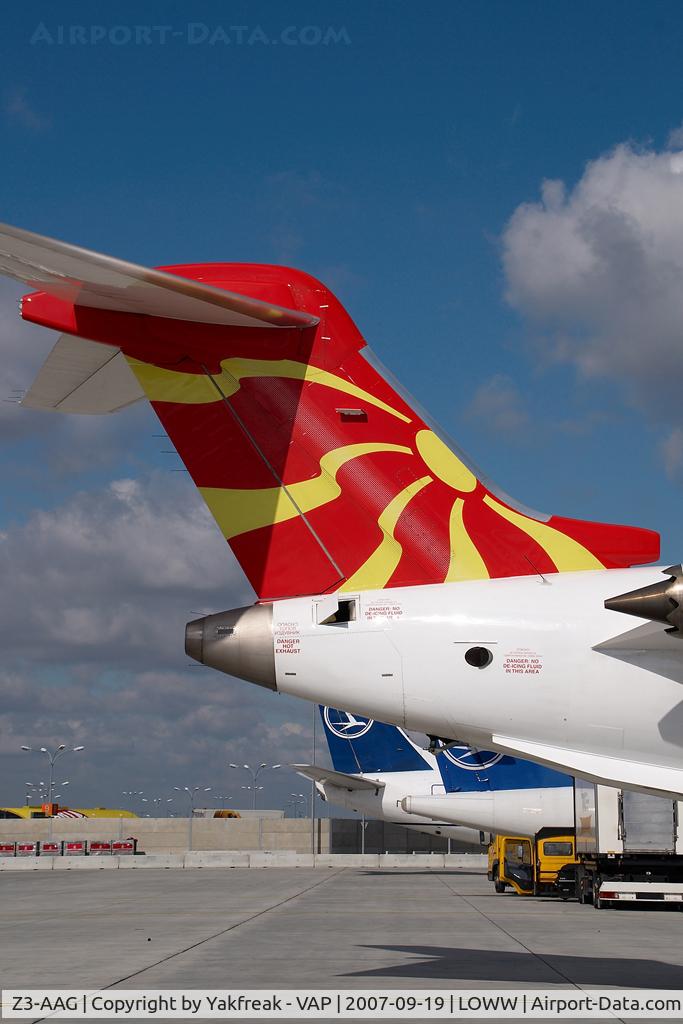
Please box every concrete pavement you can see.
[2,868,683,1021]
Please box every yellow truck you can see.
[488,828,577,897]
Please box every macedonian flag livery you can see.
[1,223,658,599]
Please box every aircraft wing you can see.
[0,222,319,329]
[292,763,385,792]
[492,734,683,801]
[593,620,673,652]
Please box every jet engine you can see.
[605,564,683,637]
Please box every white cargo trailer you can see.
[573,779,683,908]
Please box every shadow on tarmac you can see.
[344,945,683,988]
[359,871,486,878]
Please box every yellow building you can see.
[0,806,138,819]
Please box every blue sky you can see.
[2,1,683,812]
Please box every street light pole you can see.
[228,763,280,811]
[25,782,46,805]
[290,793,306,817]
[173,786,211,851]
[121,790,144,812]
[21,744,84,805]
[240,784,264,809]
[141,796,172,817]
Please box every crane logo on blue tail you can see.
[442,746,504,770]
[323,707,374,740]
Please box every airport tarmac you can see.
[2,867,683,1022]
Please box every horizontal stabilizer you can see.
[492,734,683,800]
[0,222,319,329]
[0,221,659,599]
[292,763,384,791]
[22,334,144,414]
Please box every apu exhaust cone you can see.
[185,604,276,689]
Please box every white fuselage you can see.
[319,773,573,840]
[272,568,683,798]
[401,786,574,836]
[317,771,484,846]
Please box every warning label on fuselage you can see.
[503,648,542,675]
[274,621,300,655]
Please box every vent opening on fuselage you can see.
[319,598,358,625]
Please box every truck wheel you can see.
[494,880,506,893]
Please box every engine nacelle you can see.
[605,564,683,636]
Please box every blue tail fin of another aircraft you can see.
[435,745,571,793]
[319,706,572,791]
[320,706,432,775]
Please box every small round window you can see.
[465,646,493,669]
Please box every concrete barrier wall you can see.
[0,817,331,854]
[0,818,486,855]
[0,852,488,871]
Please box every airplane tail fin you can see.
[320,706,432,775]
[435,744,571,793]
[5,222,660,600]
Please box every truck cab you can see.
[488,828,576,896]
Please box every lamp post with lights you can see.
[228,763,280,811]
[289,792,307,818]
[141,796,173,817]
[121,790,145,812]
[20,744,84,805]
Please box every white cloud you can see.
[0,275,330,812]
[502,140,683,423]
[464,374,529,435]
[3,87,48,131]
[660,428,683,480]
[0,472,320,808]
[0,279,56,439]
[0,279,156,485]
[1,470,254,667]
[0,666,317,809]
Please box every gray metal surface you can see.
[22,336,144,414]
[605,564,683,636]
[185,604,275,690]
[621,790,677,852]
[3,865,683,1020]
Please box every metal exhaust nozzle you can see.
[185,604,276,689]
[605,564,683,635]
